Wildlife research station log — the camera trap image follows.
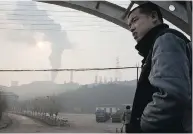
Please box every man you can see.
[127,2,192,133]
[122,105,131,133]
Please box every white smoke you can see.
[7,1,72,81]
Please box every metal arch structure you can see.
[34,0,192,37]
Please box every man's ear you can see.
[151,11,158,24]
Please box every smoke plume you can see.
[7,1,72,81]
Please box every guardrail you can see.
[0,113,12,130]
[8,111,70,127]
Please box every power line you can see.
[0,2,39,6]
[0,3,129,7]
[0,22,59,25]
[0,9,111,20]
[0,23,122,31]
[2,19,112,24]
[0,22,118,28]
[1,18,105,22]
[0,18,81,22]
[0,9,80,13]
[1,17,119,27]
[0,20,120,29]
[4,13,98,18]
[0,27,122,32]
[3,16,114,22]
[0,66,140,72]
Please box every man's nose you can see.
[130,26,135,32]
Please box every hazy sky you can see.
[0,0,189,86]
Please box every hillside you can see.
[6,81,79,100]
[56,80,137,113]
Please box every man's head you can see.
[126,105,130,110]
[127,2,163,42]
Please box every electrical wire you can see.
[0,21,118,28]
[0,27,125,32]
[0,66,141,72]
[0,2,129,7]
[4,13,98,18]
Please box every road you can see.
[0,113,122,133]
[58,113,122,133]
[0,113,48,133]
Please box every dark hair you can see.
[126,105,130,109]
[128,2,163,23]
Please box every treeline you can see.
[0,91,7,120]
[55,81,137,113]
[6,80,137,115]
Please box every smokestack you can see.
[70,71,74,83]
[11,81,19,87]
[95,75,98,84]
[110,77,113,83]
[99,76,102,83]
[104,77,107,83]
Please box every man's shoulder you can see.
[156,28,190,44]
[152,28,190,53]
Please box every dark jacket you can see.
[128,24,192,133]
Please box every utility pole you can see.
[115,57,121,82]
[136,63,140,84]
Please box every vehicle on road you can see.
[95,109,110,122]
[111,109,124,123]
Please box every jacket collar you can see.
[135,24,169,58]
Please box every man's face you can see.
[127,8,155,42]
